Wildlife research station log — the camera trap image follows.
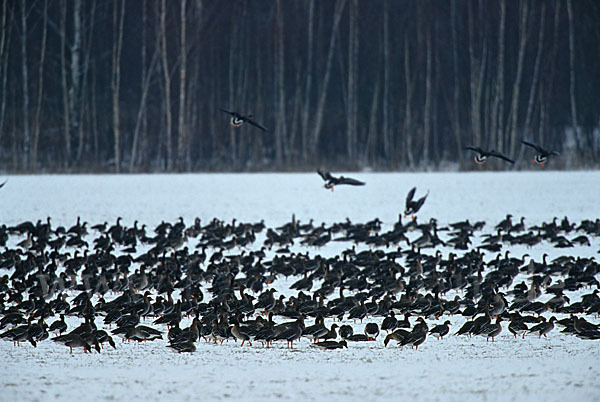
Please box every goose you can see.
[429,320,451,339]
[404,187,428,219]
[465,146,515,164]
[528,316,557,338]
[311,340,348,350]
[317,170,365,191]
[219,108,268,131]
[521,140,560,166]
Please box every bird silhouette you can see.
[219,108,268,131]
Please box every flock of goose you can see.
[1,185,599,355]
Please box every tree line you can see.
[0,0,599,173]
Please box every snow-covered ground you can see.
[1,171,599,401]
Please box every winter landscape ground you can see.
[1,171,599,401]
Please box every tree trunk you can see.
[346,0,358,162]
[112,0,125,173]
[59,0,71,165]
[468,0,487,150]
[177,0,188,171]
[76,0,96,164]
[160,0,173,170]
[492,0,506,152]
[70,0,82,166]
[130,45,159,172]
[311,0,347,157]
[382,0,391,163]
[423,24,433,165]
[130,0,148,171]
[364,72,380,165]
[524,2,545,136]
[450,0,462,159]
[403,34,415,167]
[20,0,30,169]
[541,2,562,148]
[91,62,99,165]
[300,0,314,163]
[566,0,579,155]
[274,0,287,166]
[0,0,12,152]
[31,0,48,171]
[227,9,238,167]
[508,1,529,156]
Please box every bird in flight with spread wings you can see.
[219,108,269,131]
[317,170,365,191]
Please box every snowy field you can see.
[1,171,600,402]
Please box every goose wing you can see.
[489,150,515,164]
[338,176,365,186]
[247,118,269,131]
[218,107,235,116]
[521,140,543,153]
[465,146,485,155]
[406,187,416,205]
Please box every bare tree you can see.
[160,0,173,170]
[130,0,148,171]
[177,0,188,171]
[311,0,347,157]
[382,0,391,162]
[364,69,380,164]
[75,0,96,164]
[403,34,416,167]
[508,1,529,156]
[468,0,487,149]
[450,0,462,158]
[346,0,359,160]
[31,0,48,171]
[112,0,125,173]
[59,0,71,165]
[566,0,579,154]
[70,0,82,165]
[423,22,433,164]
[490,0,505,152]
[20,0,30,168]
[274,0,287,166]
[524,2,545,136]
[300,0,314,162]
[0,0,12,149]
[130,21,160,171]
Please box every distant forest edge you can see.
[1,0,599,173]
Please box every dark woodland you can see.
[1,0,599,173]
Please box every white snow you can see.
[1,171,599,401]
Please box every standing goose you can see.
[477,316,503,342]
[302,316,328,342]
[273,317,304,349]
[231,319,253,347]
[528,316,556,338]
[429,320,451,340]
[399,317,428,349]
[381,312,398,333]
[508,314,529,339]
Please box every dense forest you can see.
[0,0,599,173]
